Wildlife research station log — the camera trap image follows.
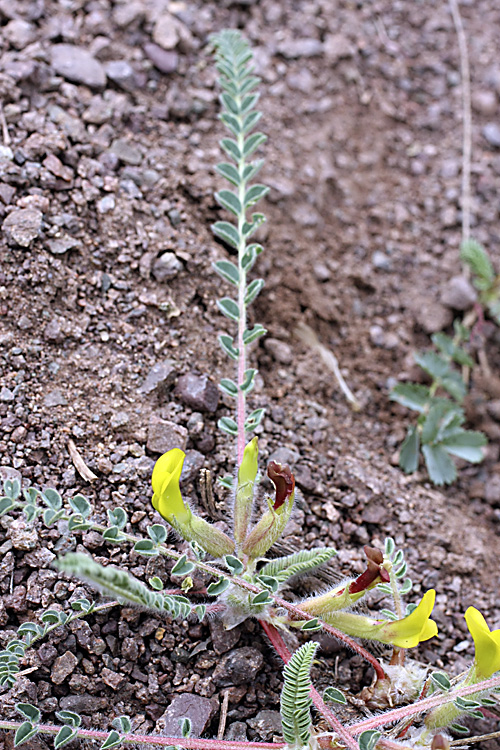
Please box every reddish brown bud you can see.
[267,461,295,510]
[431,735,450,750]
[349,545,389,594]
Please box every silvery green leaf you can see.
[399,426,420,474]
[213,259,239,285]
[43,508,64,526]
[42,488,62,510]
[243,326,267,346]
[68,516,93,531]
[220,137,241,162]
[56,711,81,727]
[430,672,451,692]
[216,162,240,186]
[240,92,260,114]
[218,474,234,490]
[69,494,91,518]
[449,723,469,734]
[219,112,241,137]
[221,92,239,115]
[16,704,41,723]
[147,524,168,544]
[14,721,38,747]
[242,212,265,238]
[251,590,273,605]
[219,334,239,360]
[217,298,240,321]
[149,576,164,590]
[112,716,131,734]
[243,132,266,158]
[241,243,263,271]
[324,687,346,704]
[23,504,38,523]
[460,239,494,285]
[380,609,398,620]
[216,189,242,217]
[359,731,381,750]
[399,578,412,595]
[245,408,265,431]
[442,430,487,463]
[240,369,256,394]
[219,378,238,398]
[71,598,92,612]
[244,184,269,207]
[41,610,63,624]
[224,556,244,576]
[23,487,39,504]
[100,730,121,750]
[195,604,206,622]
[102,526,124,543]
[384,537,395,557]
[245,278,264,305]
[207,576,230,595]
[212,221,240,249]
[390,383,430,412]
[255,575,278,592]
[243,159,264,182]
[0,497,15,515]
[218,417,238,436]
[107,507,127,529]
[4,478,21,500]
[134,539,158,556]
[54,726,78,749]
[238,76,260,96]
[171,555,195,576]
[180,717,192,738]
[300,618,321,632]
[242,110,262,135]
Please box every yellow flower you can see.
[234,437,259,546]
[465,606,500,678]
[151,448,190,525]
[381,589,438,648]
[322,589,438,649]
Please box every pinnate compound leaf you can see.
[390,383,430,412]
[280,642,317,747]
[460,239,494,287]
[217,297,240,321]
[399,425,420,474]
[216,162,240,186]
[14,722,38,747]
[260,548,336,583]
[218,417,238,436]
[441,430,487,462]
[422,443,457,486]
[216,189,242,217]
[213,259,239,286]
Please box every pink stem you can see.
[349,673,500,734]
[260,621,360,750]
[0,722,283,750]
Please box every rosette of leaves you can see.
[391,330,486,485]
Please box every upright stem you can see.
[237,121,247,465]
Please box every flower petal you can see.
[382,590,438,648]
[465,606,500,678]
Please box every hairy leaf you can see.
[399,425,420,474]
[422,444,456,486]
[280,642,317,747]
[260,547,336,583]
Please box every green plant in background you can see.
[2,29,500,750]
[461,238,500,324]
[390,322,487,485]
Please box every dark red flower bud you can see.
[267,461,295,510]
[349,545,390,594]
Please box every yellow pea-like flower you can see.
[151,448,191,525]
[465,606,500,679]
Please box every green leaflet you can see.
[280,643,317,747]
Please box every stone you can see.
[264,338,293,364]
[224,723,248,742]
[110,411,129,429]
[0,183,16,205]
[414,299,453,334]
[104,60,137,91]
[51,45,106,88]
[247,710,283,740]
[146,416,188,454]
[180,450,205,482]
[372,250,392,271]
[138,359,177,395]
[485,475,500,506]
[212,647,264,686]
[109,138,142,165]
[0,386,14,401]
[59,694,108,713]
[483,122,500,148]
[441,275,477,310]
[101,667,126,689]
[152,252,183,282]
[209,619,241,655]
[277,38,323,59]
[156,694,216,738]
[175,373,219,413]
[46,235,81,255]
[8,518,38,550]
[323,33,354,64]
[471,90,497,116]
[44,389,67,407]
[153,13,193,52]
[2,208,43,247]
[4,19,36,49]
[144,43,179,74]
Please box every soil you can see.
[0,0,499,747]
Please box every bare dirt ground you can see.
[0,0,499,746]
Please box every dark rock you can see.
[144,43,179,74]
[247,710,283,740]
[225,722,248,742]
[51,45,106,88]
[175,373,219,413]
[109,138,142,165]
[104,60,137,91]
[51,651,78,684]
[38,643,58,666]
[181,449,205,482]
[146,416,188,453]
[156,694,216,738]
[59,694,108,713]
[8,518,38,550]
[209,619,241,655]
[2,208,43,247]
[212,647,264,686]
